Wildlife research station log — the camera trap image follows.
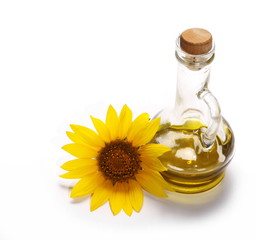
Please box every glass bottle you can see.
[152,28,234,194]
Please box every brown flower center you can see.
[97,140,141,183]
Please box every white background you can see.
[0,0,254,239]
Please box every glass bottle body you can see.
[152,38,234,194]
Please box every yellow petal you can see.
[109,182,127,215]
[70,124,105,148]
[123,193,133,216]
[127,113,149,142]
[132,118,160,147]
[62,143,98,158]
[140,155,167,172]
[70,172,105,198]
[119,104,133,139]
[138,143,171,158]
[138,144,170,172]
[61,158,97,171]
[142,169,172,191]
[224,127,232,145]
[105,105,119,140]
[128,180,143,212]
[59,164,98,179]
[171,119,206,130]
[135,169,169,197]
[66,131,86,145]
[117,182,133,216]
[90,116,111,143]
[218,127,232,145]
[90,180,113,211]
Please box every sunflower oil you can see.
[152,119,234,194]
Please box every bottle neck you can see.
[176,63,211,102]
[173,36,215,123]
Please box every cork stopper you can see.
[180,28,212,55]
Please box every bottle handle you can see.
[199,89,222,147]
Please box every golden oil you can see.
[152,119,234,194]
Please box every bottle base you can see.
[161,170,225,194]
[163,176,226,206]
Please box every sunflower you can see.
[60,105,172,216]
